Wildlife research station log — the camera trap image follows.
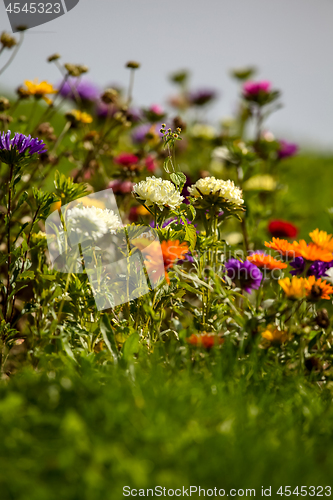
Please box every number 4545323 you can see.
[277,486,331,496]
[6,3,61,14]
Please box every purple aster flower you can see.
[225,258,263,293]
[188,88,217,106]
[277,140,298,159]
[290,257,333,279]
[59,79,99,102]
[0,131,47,164]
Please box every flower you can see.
[59,79,99,102]
[133,238,188,284]
[108,179,133,194]
[114,153,139,168]
[225,258,263,293]
[289,257,333,279]
[132,177,184,211]
[188,177,244,206]
[23,79,57,104]
[242,80,271,98]
[65,205,122,245]
[247,252,287,270]
[268,220,298,238]
[278,276,306,299]
[304,276,333,301]
[132,124,163,144]
[145,155,157,172]
[261,326,289,347]
[66,109,93,124]
[293,240,333,262]
[187,333,224,349]
[309,229,333,252]
[277,140,298,159]
[0,131,47,164]
[243,174,277,192]
[188,88,217,106]
[264,238,298,258]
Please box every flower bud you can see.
[101,88,118,104]
[48,53,61,63]
[316,309,330,329]
[126,61,140,69]
[0,32,17,49]
[0,97,10,111]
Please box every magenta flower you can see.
[114,153,139,167]
[243,80,271,97]
[277,140,298,159]
[145,155,157,172]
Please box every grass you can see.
[0,347,333,500]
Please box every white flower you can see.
[132,176,184,211]
[212,146,232,162]
[65,205,122,244]
[324,267,333,284]
[187,176,244,206]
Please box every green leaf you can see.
[179,281,203,295]
[17,270,35,281]
[163,157,173,174]
[14,191,28,213]
[123,332,140,362]
[184,224,197,252]
[100,315,118,363]
[170,172,186,191]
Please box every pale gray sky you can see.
[0,0,332,149]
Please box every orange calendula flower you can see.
[264,238,298,258]
[133,239,188,284]
[261,325,289,347]
[293,239,333,262]
[24,79,57,104]
[304,276,333,301]
[309,229,333,252]
[247,253,287,270]
[278,276,306,299]
[186,333,224,350]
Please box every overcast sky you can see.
[0,0,332,149]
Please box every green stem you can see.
[4,164,14,322]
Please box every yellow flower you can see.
[24,79,57,104]
[243,174,277,192]
[261,325,289,347]
[304,276,333,301]
[278,276,306,299]
[309,229,333,252]
[69,109,93,124]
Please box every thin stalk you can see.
[0,32,24,77]
[4,164,14,322]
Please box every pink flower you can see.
[120,180,134,194]
[149,104,164,115]
[243,80,271,97]
[108,179,122,193]
[114,153,139,167]
[145,155,157,172]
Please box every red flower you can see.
[268,220,298,239]
[187,333,224,350]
